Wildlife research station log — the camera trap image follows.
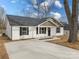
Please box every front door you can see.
[48,28,51,36]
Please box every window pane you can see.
[42,27,46,34]
[56,28,60,33]
[22,27,26,31]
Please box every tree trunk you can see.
[64,0,78,43]
[69,0,78,43]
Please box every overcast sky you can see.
[0,0,72,22]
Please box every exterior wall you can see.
[12,26,37,40]
[12,26,20,40]
[20,26,49,39]
[5,20,12,39]
[51,27,56,36]
[5,24,64,40]
[12,26,34,40]
[64,30,69,39]
[11,26,52,40]
[64,30,69,36]
[55,27,64,36]
[11,26,64,40]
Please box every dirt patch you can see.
[48,36,79,50]
[0,36,10,59]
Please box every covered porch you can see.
[35,26,54,39]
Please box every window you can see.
[39,27,46,34]
[20,27,29,35]
[56,28,60,33]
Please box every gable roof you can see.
[7,15,63,27]
[50,18,63,27]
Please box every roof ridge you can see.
[6,15,40,19]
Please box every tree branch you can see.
[64,0,71,24]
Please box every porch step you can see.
[39,38,52,40]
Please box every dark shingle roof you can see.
[7,15,47,26]
[6,15,63,27]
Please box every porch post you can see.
[38,26,39,38]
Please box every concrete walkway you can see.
[5,40,79,59]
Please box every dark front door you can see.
[48,28,51,36]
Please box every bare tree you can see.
[64,0,78,43]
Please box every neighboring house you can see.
[5,15,64,40]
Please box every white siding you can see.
[12,26,36,40]
[55,27,64,36]
[12,26,20,40]
[5,20,12,39]
[12,26,37,40]
[11,26,52,40]
[10,26,64,40]
[31,27,36,38]
[51,27,56,36]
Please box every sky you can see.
[0,0,72,22]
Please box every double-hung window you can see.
[56,27,60,33]
[20,27,29,35]
[39,27,46,34]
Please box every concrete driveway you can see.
[5,40,79,59]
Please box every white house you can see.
[5,15,64,40]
